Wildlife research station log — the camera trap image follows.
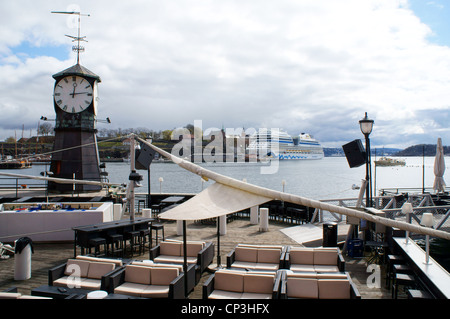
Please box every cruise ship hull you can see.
[247,130,324,161]
[276,150,324,160]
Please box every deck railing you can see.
[313,193,450,232]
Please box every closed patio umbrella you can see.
[433,138,446,193]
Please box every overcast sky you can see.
[1,0,450,149]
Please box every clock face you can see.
[54,75,93,113]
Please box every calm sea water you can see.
[104,156,448,200]
[1,156,448,200]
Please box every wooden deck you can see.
[0,213,393,299]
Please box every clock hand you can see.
[72,92,91,95]
[71,83,77,98]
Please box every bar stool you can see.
[385,255,405,289]
[392,273,416,299]
[407,289,433,299]
[393,263,412,275]
[124,230,141,256]
[88,237,107,257]
[139,228,151,253]
[151,204,161,219]
[150,223,165,247]
[107,233,124,257]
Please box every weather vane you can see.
[52,10,90,64]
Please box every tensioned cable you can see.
[0,135,129,186]
[0,171,122,186]
[0,135,127,164]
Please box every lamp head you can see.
[359,112,374,135]
[421,213,434,228]
[401,202,413,215]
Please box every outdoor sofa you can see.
[284,246,345,272]
[107,264,185,299]
[280,271,361,299]
[226,244,287,271]
[48,255,125,292]
[130,259,196,294]
[149,239,214,282]
[203,269,283,299]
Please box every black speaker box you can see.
[342,139,366,168]
[135,143,156,169]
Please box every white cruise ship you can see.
[247,129,324,160]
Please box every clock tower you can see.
[48,11,102,193]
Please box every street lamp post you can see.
[359,112,374,208]
[401,202,413,244]
[421,213,434,265]
[159,177,164,194]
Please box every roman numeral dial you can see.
[53,75,93,113]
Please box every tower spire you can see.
[52,10,90,64]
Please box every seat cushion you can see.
[230,261,257,269]
[214,271,244,293]
[243,274,274,294]
[124,265,151,285]
[314,250,337,266]
[65,259,90,278]
[53,276,82,289]
[314,265,340,273]
[254,263,279,271]
[241,292,273,299]
[154,255,197,264]
[185,242,204,257]
[257,248,281,264]
[114,282,146,297]
[289,264,316,272]
[289,248,314,265]
[160,242,181,256]
[76,255,123,267]
[141,285,170,298]
[150,267,179,286]
[133,260,184,272]
[18,295,53,299]
[316,273,348,280]
[287,277,319,299]
[286,272,317,279]
[235,247,258,263]
[208,290,242,299]
[79,278,102,290]
[87,262,115,279]
[318,279,351,299]
[0,292,22,299]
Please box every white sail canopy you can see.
[159,182,271,221]
[135,136,450,241]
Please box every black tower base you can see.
[48,130,102,193]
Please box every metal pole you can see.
[183,220,188,296]
[422,145,425,194]
[365,135,370,208]
[130,136,135,221]
[147,168,151,208]
[367,135,372,207]
[217,216,221,268]
[425,234,430,264]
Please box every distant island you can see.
[0,124,446,160]
[324,147,403,157]
[323,144,447,158]
[394,144,449,157]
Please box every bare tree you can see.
[38,122,54,136]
